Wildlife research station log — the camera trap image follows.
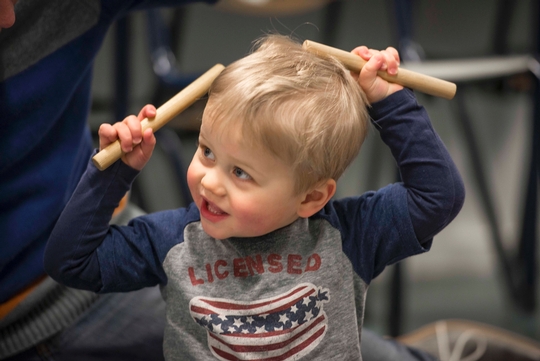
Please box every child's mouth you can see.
[201,199,228,221]
[206,201,225,215]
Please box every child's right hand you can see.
[98,104,157,171]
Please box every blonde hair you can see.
[205,34,370,194]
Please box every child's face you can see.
[187,118,305,240]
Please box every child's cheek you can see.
[186,161,202,202]
[232,198,265,225]
[231,198,281,236]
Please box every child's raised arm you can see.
[98,104,157,171]
[44,104,163,292]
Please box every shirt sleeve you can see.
[320,89,465,283]
[370,89,465,242]
[44,154,196,293]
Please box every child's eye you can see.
[202,147,215,160]
[233,167,251,180]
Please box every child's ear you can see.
[297,179,337,218]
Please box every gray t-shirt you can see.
[161,217,369,360]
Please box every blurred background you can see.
[87,0,539,343]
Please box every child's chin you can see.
[202,225,230,240]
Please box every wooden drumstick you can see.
[93,63,225,171]
[302,40,456,100]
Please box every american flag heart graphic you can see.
[189,283,330,361]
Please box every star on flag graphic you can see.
[190,283,330,361]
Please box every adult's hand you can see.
[0,0,17,30]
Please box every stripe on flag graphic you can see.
[190,283,330,361]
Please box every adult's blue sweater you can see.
[0,0,216,303]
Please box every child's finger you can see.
[139,128,156,159]
[363,52,384,75]
[350,46,374,80]
[385,46,400,64]
[354,47,391,71]
[98,123,118,150]
[380,49,399,75]
[359,53,390,103]
[359,54,380,87]
[113,121,134,153]
[124,128,155,171]
[138,104,157,121]
[351,45,372,61]
[381,46,399,75]
[123,115,143,145]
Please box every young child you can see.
[45,35,464,360]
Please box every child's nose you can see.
[200,169,226,196]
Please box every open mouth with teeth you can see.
[200,198,229,222]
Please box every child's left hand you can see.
[351,46,404,103]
